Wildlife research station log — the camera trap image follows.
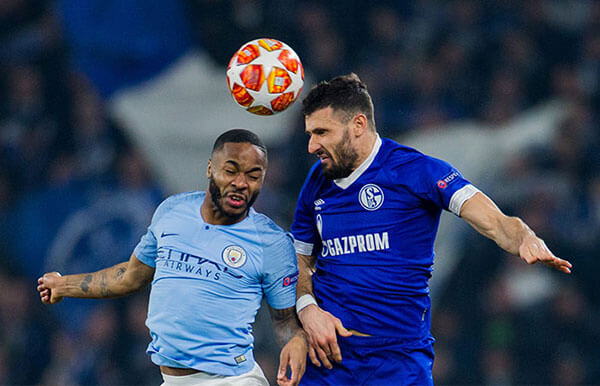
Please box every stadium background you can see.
[1,0,599,384]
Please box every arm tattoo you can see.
[79,267,122,297]
[80,274,92,293]
[68,261,138,299]
[270,307,303,346]
[115,267,126,280]
[100,271,113,297]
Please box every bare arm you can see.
[270,306,307,386]
[270,306,306,347]
[295,252,351,369]
[296,253,316,299]
[460,192,572,274]
[37,253,155,304]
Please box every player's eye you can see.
[248,173,260,181]
[225,169,236,175]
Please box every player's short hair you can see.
[212,129,267,159]
[302,73,376,130]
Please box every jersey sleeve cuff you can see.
[133,248,157,268]
[449,184,480,216]
[294,239,314,255]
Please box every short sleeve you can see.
[419,156,478,216]
[290,169,318,256]
[134,229,158,267]
[261,233,298,310]
[133,196,173,267]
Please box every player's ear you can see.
[352,113,368,136]
[206,159,212,179]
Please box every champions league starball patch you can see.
[437,171,460,189]
[221,245,247,268]
[282,272,298,287]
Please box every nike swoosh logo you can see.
[161,232,179,237]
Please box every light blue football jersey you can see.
[134,191,298,376]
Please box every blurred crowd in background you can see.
[1,0,599,385]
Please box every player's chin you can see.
[320,157,332,167]
[320,162,335,175]
[222,202,248,218]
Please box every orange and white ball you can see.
[226,38,304,115]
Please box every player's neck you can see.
[352,131,377,171]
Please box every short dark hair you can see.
[211,129,267,159]
[301,73,376,130]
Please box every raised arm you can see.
[37,253,155,304]
[460,192,572,274]
[295,253,351,370]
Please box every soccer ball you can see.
[226,38,304,115]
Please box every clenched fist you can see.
[37,272,64,304]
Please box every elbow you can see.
[120,278,148,295]
[111,277,147,297]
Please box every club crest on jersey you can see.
[221,245,247,268]
[359,184,384,211]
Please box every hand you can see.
[37,272,64,304]
[298,304,352,369]
[277,331,308,386]
[519,234,572,274]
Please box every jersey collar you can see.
[333,135,382,190]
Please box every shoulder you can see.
[382,138,453,171]
[249,212,294,249]
[296,161,327,204]
[378,138,431,177]
[153,191,204,219]
[250,212,292,240]
[379,138,426,168]
[379,139,459,189]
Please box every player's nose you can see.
[308,136,320,154]
[232,173,249,189]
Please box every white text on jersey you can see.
[321,232,389,257]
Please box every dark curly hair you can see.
[301,73,376,130]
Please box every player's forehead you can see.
[213,142,266,169]
[305,106,347,133]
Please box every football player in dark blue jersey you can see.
[291,74,572,385]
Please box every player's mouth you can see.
[225,193,246,208]
[317,151,331,163]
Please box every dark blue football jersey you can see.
[291,137,478,342]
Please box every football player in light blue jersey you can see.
[38,129,308,386]
[291,74,573,385]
